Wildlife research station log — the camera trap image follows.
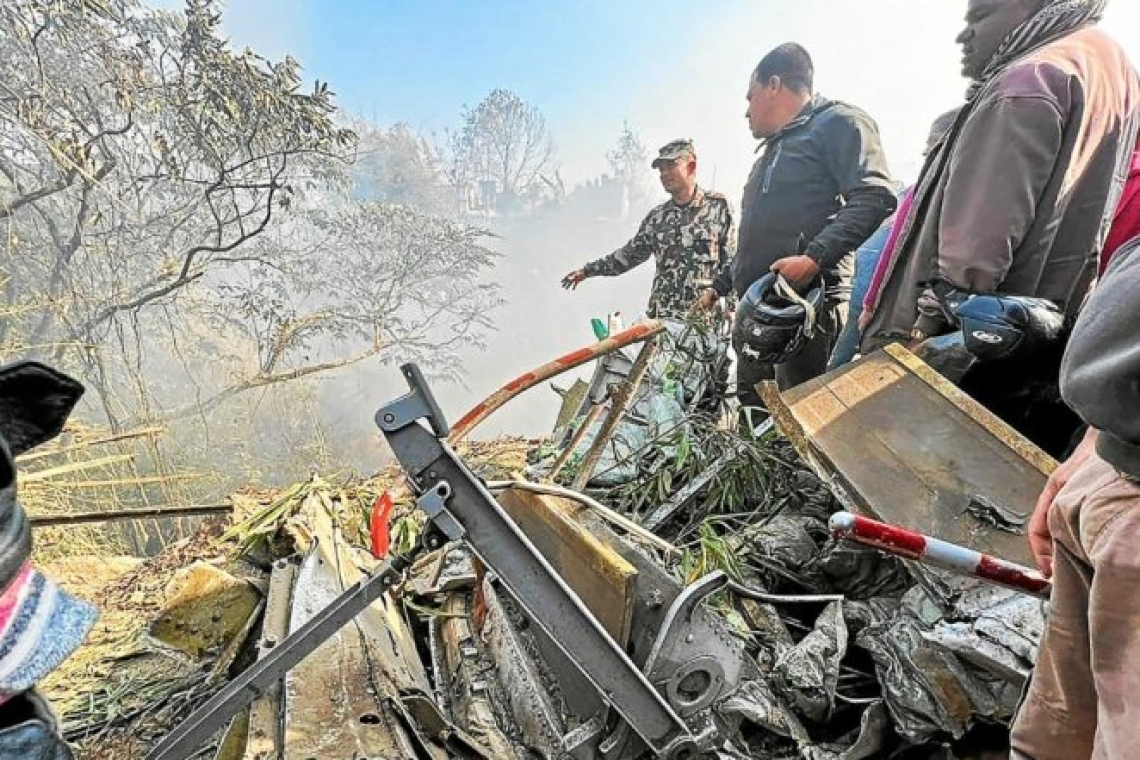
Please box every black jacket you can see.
[716,95,896,299]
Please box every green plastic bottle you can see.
[591,318,609,340]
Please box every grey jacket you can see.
[1061,236,1140,479]
[864,27,1140,348]
[715,96,897,299]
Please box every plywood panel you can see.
[766,345,1054,567]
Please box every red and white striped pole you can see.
[829,511,1051,599]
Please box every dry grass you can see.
[42,523,231,757]
[32,434,544,758]
[23,421,205,562]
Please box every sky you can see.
[171,0,1140,195]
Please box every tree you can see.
[446,88,556,209]
[160,197,501,420]
[352,121,451,215]
[606,122,652,216]
[0,0,500,452]
[2,0,352,414]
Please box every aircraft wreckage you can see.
[49,319,1053,759]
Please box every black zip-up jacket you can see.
[715,95,897,299]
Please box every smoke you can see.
[312,196,662,473]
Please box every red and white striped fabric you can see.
[0,562,97,704]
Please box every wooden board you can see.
[497,488,638,646]
[761,344,1054,567]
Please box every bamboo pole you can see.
[30,503,233,527]
[20,454,135,482]
[36,473,201,488]
[16,426,165,463]
[571,337,658,492]
[546,403,605,483]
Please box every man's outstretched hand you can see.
[1028,427,1098,577]
[561,269,588,290]
[771,255,820,290]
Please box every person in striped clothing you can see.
[0,362,98,759]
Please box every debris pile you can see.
[38,437,533,758]
[39,324,1043,758]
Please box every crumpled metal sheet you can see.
[480,580,567,759]
[785,469,841,524]
[773,602,848,724]
[965,494,1027,534]
[720,676,811,745]
[284,547,420,758]
[923,586,1046,689]
[955,584,1046,660]
[841,598,904,640]
[437,592,523,759]
[733,515,824,589]
[741,599,793,673]
[798,700,891,760]
[818,542,911,601]
[922,623,1028,686]
[833,700,891,760]
[974,599,1043,664]
[835,563,1043,751]
[856,606,1005,744]
[720,686,890,760]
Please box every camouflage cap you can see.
[651,139,695,168]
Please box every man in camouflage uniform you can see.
[561,140,736,319]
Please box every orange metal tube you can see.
[447,320,665,444]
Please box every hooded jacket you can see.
[1061,235,1140,479]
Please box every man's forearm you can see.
[805,187,897,270]
[584,251,631,277]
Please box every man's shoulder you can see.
[811,98,879,133]
[1028,25,1131,69]
[995,27,1135,101]
[642,199,674,221]
[699,191,734,220]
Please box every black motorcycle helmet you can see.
[733,273,825,364]
[955,294,1065,363]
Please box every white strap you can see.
[774,274,817,338]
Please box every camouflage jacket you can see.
[584,187,736,318]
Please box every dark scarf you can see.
[967,0,1108,100]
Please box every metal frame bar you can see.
[383,363,696,758]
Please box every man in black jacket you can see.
[699,43,896,406]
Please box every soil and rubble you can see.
[37,322,1037,759]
